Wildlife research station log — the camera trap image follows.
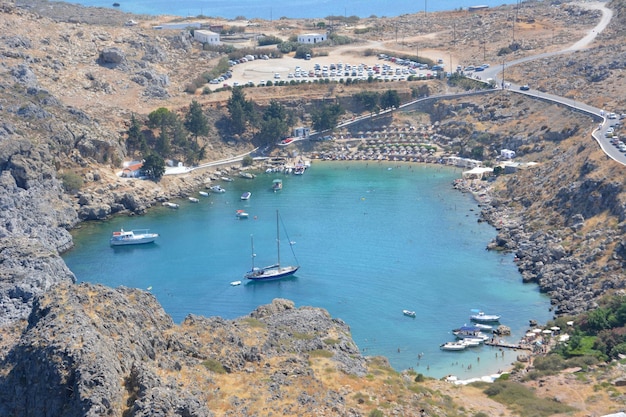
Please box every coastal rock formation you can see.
[0,289,367,417]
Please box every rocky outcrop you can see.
[0,289,369,417]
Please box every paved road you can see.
[477,2,625,164]
[331,2,624,165]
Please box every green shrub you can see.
[60,171,83,193]
[309,349,333,358]
[201,359,227,374]
[242,155,254,167]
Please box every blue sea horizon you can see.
[61,0,519,20]
[63,161,552,379]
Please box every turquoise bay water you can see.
[60,0,518,20]
[63,162,552,379]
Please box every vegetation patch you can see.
[201,359,227,374]
[483,380,576,416]
[309,349,333,358]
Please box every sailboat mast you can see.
[276,210,281,267]
[250,234,255,270]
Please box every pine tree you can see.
[184,100,209,143]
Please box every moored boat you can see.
[470,311,501,323]
[230,280,242,286]
[199,191,209,197]
[402,309,416,318]
[461,338,483,347]
[272,179,283,191]
[453,325,490,341]
[440,341,467,351]
[162,202,179,209]
[472,323,494,331]
[244,210,299,281]
[110,229,158,246]
[241,191,251,200]
[221,176,233,182]
[188,197,199,203]
[236,210,249,219]
[240,172,255,179]
[209,185,226,193]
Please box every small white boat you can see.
[241,191,251,200]
[188,197,199,203]
[402,310,416,318]
[162,202,179,209]
[221,176,234,182]
[209,185,226,193]
[453,326,490,341]
[230,280,242,286]
[470,311,501,323]
[440,341,467,351]
[272,179,283,192]
[240,172,255,179]
[236,209,249,219]
[110,229,159,246]
[199,191,209,197]
[473,323,494,331]
[461,338,483,347]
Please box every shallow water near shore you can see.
[63,161,552,379]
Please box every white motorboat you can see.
[209,185,226,193]
[440,341,467,351]
[453,326,490,341]
[110,229,158,246]
[272,179,283,192]
[402,310,416,318]
[221,176,234,182]
[230,280,242,286]
[461,338,483,347]
[473,323,494,331]
[470,311,501,323]
[240,172,255,179]
[162,202,179,209]
[236,210,249,219]
[241,191,251,200]
[199,191,209,197]
[188,197,199,203]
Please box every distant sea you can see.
[63,162,552,379]
[59,0,518,19]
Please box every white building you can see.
[194,30,220,45]
[297,33,327,44]
[293,127,310,138]
[501,149,516,159]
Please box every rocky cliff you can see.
[0,289,434,417]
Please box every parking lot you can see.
[207,43,457,90]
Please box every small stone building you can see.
[194,30,220,45]
[297,33,327,44]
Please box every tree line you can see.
[125,87,406,180]
[125,100,209,180]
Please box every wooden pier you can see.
[484,340,528,350]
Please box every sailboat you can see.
[244,210,300,280]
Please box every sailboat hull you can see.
[245,265,299,281]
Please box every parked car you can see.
[520,84,530,91]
